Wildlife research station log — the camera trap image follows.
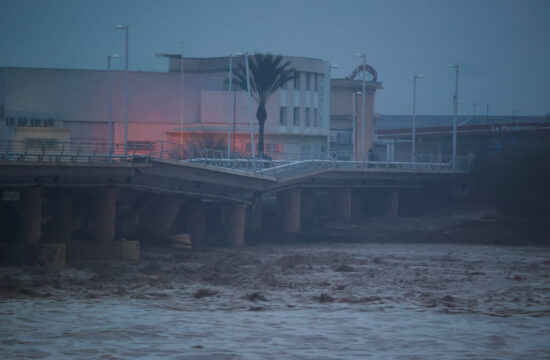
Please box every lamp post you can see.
[355,53,367,159]
[352,91,361,161]
[412,74,424,162]
[115,25,129,155]
[107,54,119,155]
[326,63,339,158]
[244,52,255,158]
[449,64,459,169]
[156,43,185,146]
[226,53,235,158]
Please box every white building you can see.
[0,55,332,159]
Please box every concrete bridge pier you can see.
[139,196,184,238]
[224,203,246,246]
[49,191,73,244]
[300,188,317,227]
[246,200,262,232]
[92,187,116,242]
[385,188,399,217]
[278,187,301,233]
[185,199,206,245]
[19,187,42,245]
[334,188,352,221]
[351,189,363,221]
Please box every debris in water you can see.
[192,288,218,299]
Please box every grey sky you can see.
[1,0,549,116]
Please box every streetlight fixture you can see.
[107,54,119,155]
[156,42,185,146]
[327,63,339,157]
[244,52,255,158]
[449,64,459,169]
[115,25,129,155]
[352,91,362,161]
[355,53,367,158]
[412,74,424,162]
[227,52,244,158]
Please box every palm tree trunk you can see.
[256,103,267,157]
[258,119,265,157]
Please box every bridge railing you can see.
[0,139,472,174]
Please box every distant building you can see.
[0,55,334,159]
[373,114,550,161]
[330,64,382,160]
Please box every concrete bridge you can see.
[0,140,471,265]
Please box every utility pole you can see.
[449,64,459,169]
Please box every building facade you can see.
[373,114,550,161]
[0,55,382,160]
[0,55,332,159]
[329,65,382,160]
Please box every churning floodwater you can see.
[1,243,549,359]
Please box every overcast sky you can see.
[1,0,549,116]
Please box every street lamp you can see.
[115,25,129,155]
[244,52,255,158]
[107,54,119,155]
[356,53,367,158]
[327,63,339,157]
[449,64,459,169]
[412,74,424,162]
[225,53,243,158]
[156,42,185,146]
[352,91,362,161]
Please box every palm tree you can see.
[229,53,295,157]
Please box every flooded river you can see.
[1,243,550,359]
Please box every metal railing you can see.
[0,139,472,177]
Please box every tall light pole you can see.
[107,54,119,155]
[227,54,234,158]
[244,52,255,158]
[156,43,185,146]
[356,53,367,158]
[412,74,424,162]
[327,63,339,158]
[352,91,361,161]
[115,25,129,155]
[449,64,459,169]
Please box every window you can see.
[314,74,319,91]
[265,143,283,153]
[294,72,300,90]
[293,107,300,126]
[279,107,287,125]
[128,141,154,152]
[306,73,311,91]
[305,108,311,126]
[24,138,59,150]
[282,79,287,89]
[314,109,319,126]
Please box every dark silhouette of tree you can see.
[229,53,295,157]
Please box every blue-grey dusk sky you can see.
[1,0,549,116]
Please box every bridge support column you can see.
[278,188,301,233]
[224,204,246,246]
[185,199,205,245]
[246,201,262,232]
[50,191,73,244]
[351,189,363,221]
[139,196,184,238]
[93,187,116,241]
[385,188,399,217]
[20,187,42,245]
[301,188,316,227]
[334,188,352,221]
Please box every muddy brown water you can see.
[1,243,549,359]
